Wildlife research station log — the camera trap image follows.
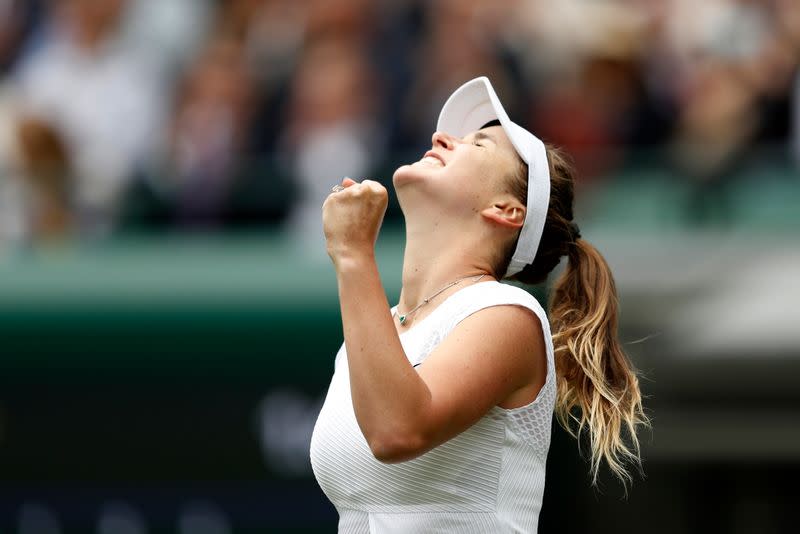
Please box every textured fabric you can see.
[310,281,556,533]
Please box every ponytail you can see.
[549,238,649,487]
[502,144,648,487]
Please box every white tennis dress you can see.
[310,281,556,533]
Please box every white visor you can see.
[437,76,551,278]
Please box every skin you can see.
[322,125,547,463]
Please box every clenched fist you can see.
[322,178,388,267]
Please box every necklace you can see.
[395,273,487,325]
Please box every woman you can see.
[310,77,648,533]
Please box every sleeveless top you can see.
[310,281,556,533]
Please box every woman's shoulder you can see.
[461,280,544,309]
[449,280,547,326]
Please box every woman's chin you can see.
[393,163,434,188]
[392,164,419,187]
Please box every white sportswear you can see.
[310,281,556,533]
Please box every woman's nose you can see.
[431,131,456,150]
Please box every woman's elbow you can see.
[367,432,429,463]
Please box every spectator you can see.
[281,36,385,250]
[0,89,73,247]
[13,0,165,235]
[165,35,257,226]
[0,0,796,235]
[14,115,74,241]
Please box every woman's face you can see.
[393,124,521,218]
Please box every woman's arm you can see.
[340,257,545,462]
[335,254,435,460]
[323,180,546,462]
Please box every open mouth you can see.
[418,150,445,167]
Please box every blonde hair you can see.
[502,145,649,487]
[550,239,648,487]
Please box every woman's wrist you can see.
[332,248,377,274]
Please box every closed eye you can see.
[471,131,496,147]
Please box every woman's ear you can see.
[480,202,525,229]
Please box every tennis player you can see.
[310,77,648,533]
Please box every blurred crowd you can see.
[0,0,798,246]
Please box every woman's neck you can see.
[398,223,495,315]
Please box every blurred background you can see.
[0,0,798,532]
